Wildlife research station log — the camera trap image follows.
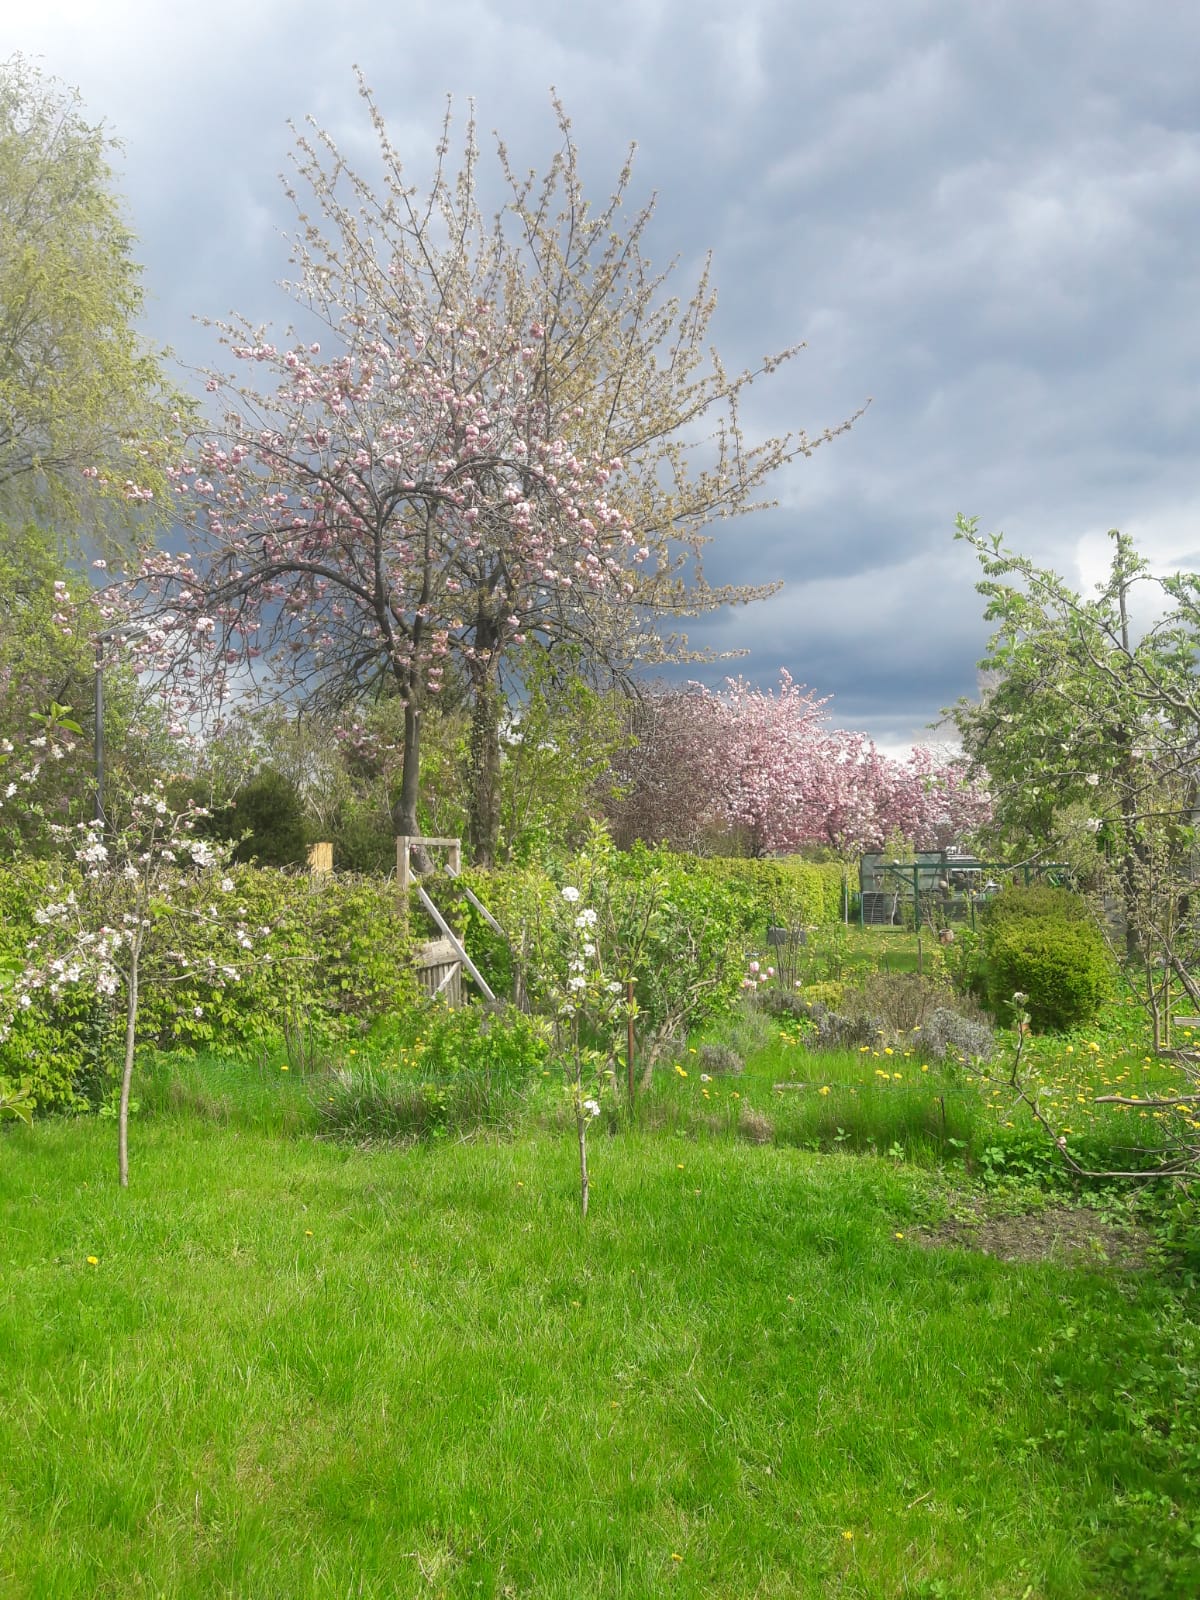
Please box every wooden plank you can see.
[415,885,496,1002]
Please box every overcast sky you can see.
[9,0,1200,751]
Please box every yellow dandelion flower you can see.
[86,1255,99,1266]
[819,1085,831,1096]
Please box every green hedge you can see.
[0,864,420,1112]
[687,856,845,930]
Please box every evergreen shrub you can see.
[979,885,1112,1032]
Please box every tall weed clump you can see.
[318,1002,551,1140]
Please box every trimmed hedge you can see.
[688,856,845,930]
[0,863,420,1112]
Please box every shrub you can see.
[210,768,310,866]
[810,1004,881,1052]
[437,838,754,1069]
[844,971,947,1035]
[696,1043,744,1077]
[920,1007,996,1066]
[756,988,812,1020]
[798,980,845,1010]
[979,887,1112,1032]
[694,855,844,931]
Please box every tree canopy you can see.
[124,80,862,861]
[948,517,1200,1041]
[0,55,185,546]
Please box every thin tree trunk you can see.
[576,1110,590,1219]
[467,677,503,867]
[118,945,139,1189]
[393,699,423,840]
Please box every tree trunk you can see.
[467,676,503,867]
[118,943,139,1189]
[393,699,423,840]
[576,1108,590,1219]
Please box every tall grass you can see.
[2,1116,1199,1596]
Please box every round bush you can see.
[983,916,1112,1032]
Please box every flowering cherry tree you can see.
[610,672,991,856]
[120,82,861,863]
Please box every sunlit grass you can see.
[3,1115,1200,1597]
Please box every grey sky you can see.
[10,0,1200,750]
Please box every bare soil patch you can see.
[913,1200,1154,1270]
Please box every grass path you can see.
[3,1117,1198,1597]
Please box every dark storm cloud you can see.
[10,0,1200,751]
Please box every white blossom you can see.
[561,885,580,902]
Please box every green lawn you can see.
[4,1113,1199,1597]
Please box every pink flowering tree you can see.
[610,672,991,857]
[116,83,861,865]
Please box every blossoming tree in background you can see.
[609,671,991,857]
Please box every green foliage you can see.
[435,835,755,1067]
[497,647,632,863]
[979,888,1113,1032]
[0,55,187,542]
[690,855,845,931]
[0,1075,33,1122]
[0,862,420,1108]
[319,1002,551,1140]
[983,882,1094,929]
[216,767,310,866]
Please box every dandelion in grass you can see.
[819,1085,831,1096]
[86,1255,98,1266]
